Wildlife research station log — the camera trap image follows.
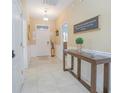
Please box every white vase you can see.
[77,44,82,52]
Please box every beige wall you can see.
[56,0,111,52]
[29,17,56,44]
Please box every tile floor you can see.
[21,56,89,93]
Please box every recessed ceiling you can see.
[27,0,74,20]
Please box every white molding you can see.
[35,24,50,31]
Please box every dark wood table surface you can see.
[63,49,111,93]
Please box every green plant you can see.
[75,37,84,44]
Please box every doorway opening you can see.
[60,23,69,60]
[30,24,51,57]
[62,23,68,50]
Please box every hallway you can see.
[21,57,89,93]
[12,0,111,93]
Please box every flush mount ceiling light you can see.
[43,17,48,21]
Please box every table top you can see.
[64,49,111,64]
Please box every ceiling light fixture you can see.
[43,10,49,21]
[43,17,48,21]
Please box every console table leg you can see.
[77,58,81,79]
[63,52,66,71]
[91,63,97,93]
[71,56,74,70]
[104,63,110,93]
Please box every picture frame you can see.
[74,16,99,33]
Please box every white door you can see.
[36,30,50,56]
[12,0,24,93]
[23,19,28,69]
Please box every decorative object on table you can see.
[75,37,84,51]
[56,30,59,36]
[50,40,55,57]
[74,16,99,33]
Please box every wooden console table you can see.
[63,49,111,93]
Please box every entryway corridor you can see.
[12,0,111,93]
[21,57,89,93]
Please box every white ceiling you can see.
[27,0,74,20]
